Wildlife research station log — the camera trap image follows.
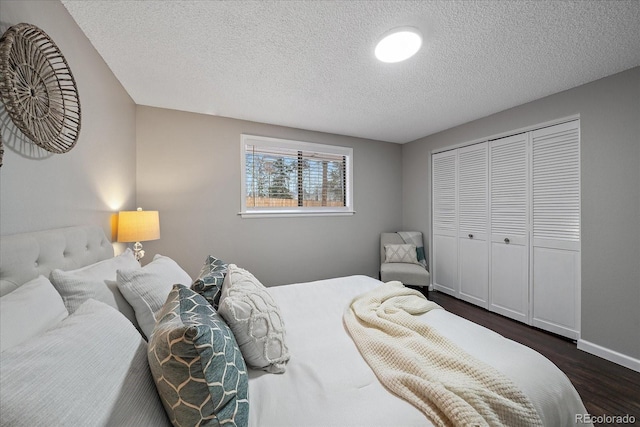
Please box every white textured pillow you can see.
[0,275,68,353]
[0,299,170,427]
[117,254,192,339]
[218,264,290,373]
[49,248,140,318]
[385,244,420,265]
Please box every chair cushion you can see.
[380,262,430,287]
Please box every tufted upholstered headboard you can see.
[0,226,114,297]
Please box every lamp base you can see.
[133,241,145,261]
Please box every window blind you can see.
[245,144,347,209]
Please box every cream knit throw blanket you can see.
[343,281,543,427]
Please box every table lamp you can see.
[117,207,160,261]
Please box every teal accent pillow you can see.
[148,284,249,427]
[191,255,228,309]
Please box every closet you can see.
[431,119,581,339]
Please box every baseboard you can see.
[577,339,640,373]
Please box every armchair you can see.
[380,232,430,287]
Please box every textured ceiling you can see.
[61,0,640,143]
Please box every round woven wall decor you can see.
[0,23,81,154]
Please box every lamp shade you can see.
[117,209,160,243]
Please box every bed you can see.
[0,226,591,427]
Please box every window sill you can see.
[239,209,356,218]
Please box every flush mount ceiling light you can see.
[375,27,422,63]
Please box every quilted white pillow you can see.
[218,264,290,374]
[384,244,420,265]
[117,254,192,339]
[50,248,140,320]
[0,275,68,353]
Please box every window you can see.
[240,135,354,217]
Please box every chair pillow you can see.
[148,284,249,427]
[384,244,420,265]
[0,299,170,426]
[0,275,68,352]
[117,254,192,339]
[218,264,290,374]
[50,248,140,318]
[191,255,228,310]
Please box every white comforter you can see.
[248,275,590,427]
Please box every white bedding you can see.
[0,225,590,427]
[249,275,590,427]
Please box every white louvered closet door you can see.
[489,133,530,323]
[458,143,489,308]
[531,121,581,339]
[432,150,458,297]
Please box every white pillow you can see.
[49,248,140,320]
[0,299,170,426]
[384,244,420,265]
[0,275,68,353]
[218,264,290,373]
[117,254,192,339]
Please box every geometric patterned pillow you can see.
[147,285,249,427]
[191,255,228,310]
[384,244,420,265]
[218,264,290,374]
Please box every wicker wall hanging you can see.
[0,23,81,164]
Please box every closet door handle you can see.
[504,237,510,244]
[468,234,474,239]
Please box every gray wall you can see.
[402,67,640,361]
[3,0,636,365]
[0,0,137,241]
[136,106,403,285]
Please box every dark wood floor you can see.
[418,289,640,426]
